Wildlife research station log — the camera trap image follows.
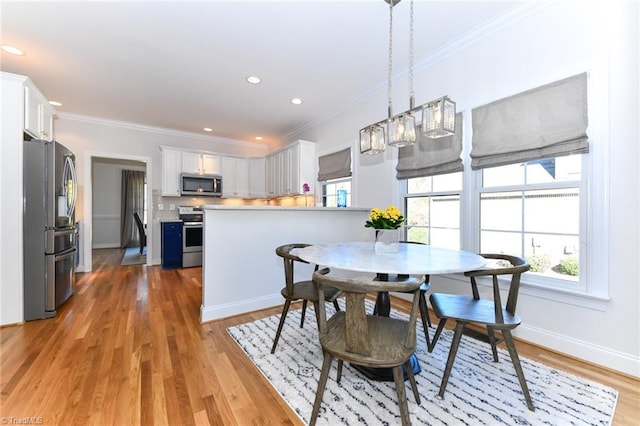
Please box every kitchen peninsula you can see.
[200,205,371,323]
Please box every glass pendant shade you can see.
[387,113,417,148]
[422,97,456,138]
[359,124,386,155]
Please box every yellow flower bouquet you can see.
[365,205,404,230]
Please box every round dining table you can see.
[295,241,487,381]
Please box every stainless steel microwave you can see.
[180,173,222,196]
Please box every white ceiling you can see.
[1,1,520,146]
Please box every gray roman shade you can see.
[470,73,588,170]
[317,147,352,181]
[396,113,463,179]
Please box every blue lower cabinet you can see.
[162,221,182,269]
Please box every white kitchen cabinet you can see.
[265,140,315,197]
[161,147,182,196]
[248,157,266,198]
[182,152,221,175]
[24,81,54,141]
[281,140,316,196]
[266,153,281,198]
[222,157,249,198]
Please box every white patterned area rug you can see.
[227,303,618,426]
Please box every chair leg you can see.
[487,325,499,362]
[271,300,291,354]
[336,359,343,383]
[300,299,308,328]
[332,299,340,312]
[419,289,432,327]
[418,292,432,349]
[405,359,421,405]
[428,318,448,353]
[438,321,466,398]
[310,352,333,426]
[502,329,535,411]
[392,365,411,426]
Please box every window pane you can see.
[406,197,429,226]
[524,189,579,234]
[431,195,460,228]
[483,163,524,187]
[480,230,522,255]
[322,179,351,207]
[480,191,522,232]
[407,176,431,194]
[432,172,462,192]
[525,233,579,281]
[406,226,428,244]
[526,155,581,185]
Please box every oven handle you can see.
[183,222,203,227]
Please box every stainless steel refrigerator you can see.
[23,139,78,321]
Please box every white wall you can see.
[201,207,371,322]
[0,73,28,325]
[290,2,640,377]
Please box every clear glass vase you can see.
[374,229,400,253]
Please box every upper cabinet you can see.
[248,157,267,198]
[182,152,221,175]
[161,147,182,196]
[24,80,54,141]
[160,139,315,200]
[222,157,249,198]
[276,140,316,196]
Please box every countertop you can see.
[202,205,369,212]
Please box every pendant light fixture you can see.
[387,0,416,148]
[359,0,456,155]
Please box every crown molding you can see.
[57,112,269,152]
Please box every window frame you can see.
[400,67,610,310]
[320,176,352,208]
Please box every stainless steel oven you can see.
[179,206,203,268]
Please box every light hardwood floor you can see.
[1,248,638,425]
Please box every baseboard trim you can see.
[200,294,282,323]
[516,323,640,379]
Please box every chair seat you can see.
[281,280,342,302]
[321,312,415,368]
[430,293,521,329]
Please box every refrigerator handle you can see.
[66,156,78,219]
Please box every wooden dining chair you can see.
[271,244,342,354]
[310,270,424,426]
[133,212,146,255]
[428,253,534,410]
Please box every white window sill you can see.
[443,273,611,311]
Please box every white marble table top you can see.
[295,242,486,275]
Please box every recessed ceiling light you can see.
[291,98,303,105]
[203,127,213,132]
[49,101,63,107]
[246,76,261,84]
[1,45,24,55]
[255,136,263,141]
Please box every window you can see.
[318,147,352,207]
[322,178,351,207]
[478,155,585,288]
[404,172,462,249]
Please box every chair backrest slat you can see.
[344,292,369,355]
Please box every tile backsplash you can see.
[152,190,315,220]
